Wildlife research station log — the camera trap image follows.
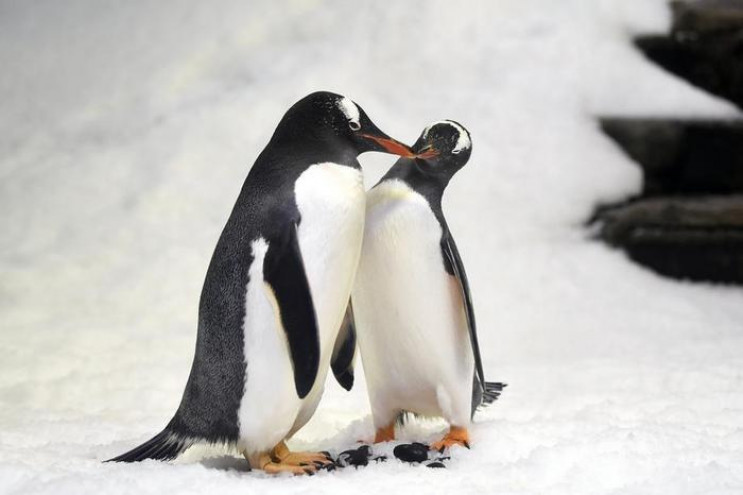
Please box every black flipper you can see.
[440,232,486,393]
[105,423,192,463]
[263,222,320,399]
[331,300,357,391]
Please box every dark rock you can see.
[600,119,743,196]
[635,0,743,109]
[335,445,372,468]
[672,0,743,37]
[593,196,743,282]
[426,461,446,469]
[393,442,430,463]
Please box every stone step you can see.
[600,118,743,195]
[594,196,743,283]
[635,0,743,109]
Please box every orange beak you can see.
[360,134,416,158]
[414,145,439,160]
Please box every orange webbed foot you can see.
[374,423,395,443]
[430,426,470,452]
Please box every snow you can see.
[1,0,743,493]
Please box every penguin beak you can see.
[359,133,416,158]
[414,145,439,159]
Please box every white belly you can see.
[353,179,473,428]
[237,163,365,454]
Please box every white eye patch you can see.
[423,120,471,153]
[337,97,361,127]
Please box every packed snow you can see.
[2,0,743,494]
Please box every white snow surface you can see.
[1,1,743,494]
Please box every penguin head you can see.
[412,120,472,171]
[277,91,415,159]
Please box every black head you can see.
[271,91,414,161]
[412,120,472,173]
[376,120,472,202]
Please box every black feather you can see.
[105,428,192,463]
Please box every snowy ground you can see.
[2,0,743,493]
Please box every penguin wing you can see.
[441,231,486,392]
[331,300,357,391]
[263,222,321,399]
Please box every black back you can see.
[166,92,406,444]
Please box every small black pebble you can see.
[336,445,372,468]
[426,461,446,469]
[393,442,430,463]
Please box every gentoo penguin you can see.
[107,91,415,474]
[350,120,505,452]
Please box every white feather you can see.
[237,163,365,453]
[238,238,297,454]
[337,97,361,126]
[353,179,474,429]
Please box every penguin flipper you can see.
[264,222,321,399]
[331,300,357,391]
[440,232,486,393]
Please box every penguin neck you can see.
[379,158,449,210]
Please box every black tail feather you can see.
[396,410,418,427]
[481,381,506,406]
[105,428,192,463]
[472,376,507,417]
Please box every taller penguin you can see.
[108,91,415,475]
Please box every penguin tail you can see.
[481,381,507,406]
[396,410,420,426]
[472,378,507,417]
[105,426,192,463]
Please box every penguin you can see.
[350,120,505,452]
[107,91,415,475]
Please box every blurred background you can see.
[1,0,742,493]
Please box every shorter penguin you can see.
[350,120,505,451]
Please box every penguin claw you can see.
[271,442,334,467]
[262,461,316,476]
[429,426,471,452]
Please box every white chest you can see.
[353,180,473,423]
[237,163,366,451]
[294,163,366,359]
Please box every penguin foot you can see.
[430,426,470,452]
[373,424,395,443]
[272,441,334,468]
[248,452,317,476]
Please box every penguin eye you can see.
[348,120,361,131]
